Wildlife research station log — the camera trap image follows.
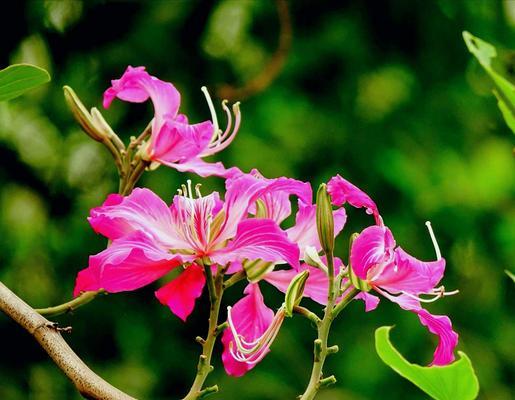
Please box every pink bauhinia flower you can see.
[103,66,241,177]
[74,173,307,321]
[327,174,459,366]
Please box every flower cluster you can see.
[72,67,460,391]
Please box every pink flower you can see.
[74,173,305,320]
[104,66,241,178]
[327,173,459,366]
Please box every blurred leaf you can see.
[463,31,515,135]
[375,326,479,400]
[0,64,50,102]
[505,269,515,283]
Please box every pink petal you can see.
[354,292,380,311]
[211,219,300,269]
[286,201,347,253]
[220,173,311,243]
[74,231,182,296]
[155,264,206,321]
[150,119,213,163]
[163,158,242,178]
[372,247,446,295]
[88,188,186,248]
[350,225,396,280]
[327,174,381,224]
[222,284,274,376]
[265,258,343,305]
[378,291,458,366]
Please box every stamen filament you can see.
[201,86,220,141]
[425,221,442,260]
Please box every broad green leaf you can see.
[375,326,479,400]
[463,31,515,134]
[0,64,50,102]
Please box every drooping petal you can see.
[74,231,182,296]
[327,174,381,224]
[164,158,242,178]
[210,219,300,269]
[88,188,187,248]
[350,225,396,280]
[378,290,458,366]
[372,247,446,295]
[286,201,347,253]
[155,263,206,321]
[221,284,275,377]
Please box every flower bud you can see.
[284,270,309,317]
[243,259,275,283]
[303,246,327,272]
[316,183,334,255]
[63,85,104,142]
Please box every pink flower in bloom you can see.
[74,173,307,321]
[327,174,459,366]
[103,66,241,178]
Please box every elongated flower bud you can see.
[316,183,335,255]
[63,86,104,142]
[284,270,310,317]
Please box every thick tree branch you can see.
[0,281,136,400]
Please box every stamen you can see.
[177,188,183,196]
[201,86,221,141]
[181,184,187,196]
[195,183,202,198]
[425,221,442,260]
[187,179,193,199]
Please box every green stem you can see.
[293,305,321,325]
[35,290,105,317]
[223,270,246,289]
[182,266,225,400]
[299,254,338,400]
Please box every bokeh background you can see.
[0,1,513,399]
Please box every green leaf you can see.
[375,326,479,400]
[505,269,515,283]
[463,31,515,134]
[0,64,50,102]
[284,270,309,317]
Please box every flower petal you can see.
[327,174,381,224]
[164,158,242,178]
[350,225,396,280]
[155,264,206,321]
[286,201,347,253]
[211,219,300,268]
[354,292,381,311]
[74,231,182,296]
[88,188,186,248]
[378,291,458,366]
[372,247,446,295]
[221,284,274,376]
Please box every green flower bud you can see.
[316,183,334,255]
[284,269,310,317]
[243,259,275,283]
[63,85,104,142]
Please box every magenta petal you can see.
[155,264,206,321]
[327,174,381,224]
[221,284,274,376]
[379,291,458,366]
[350,225,395,280]
[88,188,185,248]
[287,202,347,252]
[211,219,300,269]
[354,292,380,312]
[163,158,241,178]
[73,231,182,296]
[372,247,446,295]
[150,119,213,163]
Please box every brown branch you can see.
[217,0,292,101]
[0,281,137,400]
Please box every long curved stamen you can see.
[227,306,285,364]
[200,101,241,157]
[201,86,221,141]
[425,221,442,260]
[401,286,459,303]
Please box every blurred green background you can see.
[0,1,513,399]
